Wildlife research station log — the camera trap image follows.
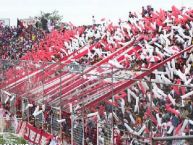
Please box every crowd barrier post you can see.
[111,66,114,145]
[42,64,45,130]
[150,77,153,145]
[152,135,193,145]
[70,104,73,145]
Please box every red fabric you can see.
[145,108,158,125]
[172,79,181,95]
[115,134,122,145]
[23,123,53,144]
[174,122,183,135]
[165,104,180,116]
[172,6,181,17]
[138,82,146,94]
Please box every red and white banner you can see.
[40,130,53,145]
[17,122,53,145]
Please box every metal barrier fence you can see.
[152,135,193,145]
[0,59,193,144]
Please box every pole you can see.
[59,61,62,143]
[81,65,85,145]
[97,121,99,145]
[150,75,153,145]
[42,64,45,130]
[111,66,114,145]
[153,135,193,141]
[70,104,73,145]
[51,109,53,134]
[26,61,29,123]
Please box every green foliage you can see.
[40,10,63,23]
[36,10,63,30]
[0,133,27,144]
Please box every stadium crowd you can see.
[67,5,193,145]
[0,5,193,145]
[0,23,45,60]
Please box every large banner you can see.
[17,122,53,145]
[24,123,53,145]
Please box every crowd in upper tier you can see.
[0,24,45,60]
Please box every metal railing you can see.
[0,58,193,144]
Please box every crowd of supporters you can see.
[0,24,45,60]
[0,5,193,145]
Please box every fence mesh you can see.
[0,59,193,144]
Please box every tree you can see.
[37,10,63,30]
[40,10,63,22]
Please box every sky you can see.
[0,0,193,26]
